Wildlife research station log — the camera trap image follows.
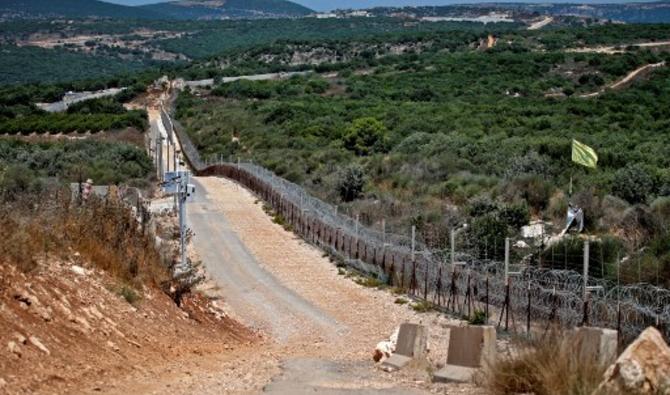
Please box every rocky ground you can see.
[0,254,255,394]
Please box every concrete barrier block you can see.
[395,323,428,358]
[570,326,618,367]
[381,354,412,372]
[446,325,496,368]
[433,364,477,383]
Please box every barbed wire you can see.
[171,112,670,343]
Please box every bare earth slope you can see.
[0,257,254,394]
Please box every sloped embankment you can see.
[0,256,254,394]
[0,193,255,394]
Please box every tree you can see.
[343,117,388,156]
[612,164,654,204]
[337,164,366,202]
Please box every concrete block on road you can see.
[395,323,428,358]
[446,325,496,368]
[381,354,412,372]
[432,364,477,383]
[570,326,618,367]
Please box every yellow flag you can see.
[572,139,598,169]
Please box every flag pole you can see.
[569,172,573,197]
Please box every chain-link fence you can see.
[170,112,670,344]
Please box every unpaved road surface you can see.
[579,61,666,98]
[180,176,481,394]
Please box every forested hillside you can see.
[0,0,312,20]
[173,23,670,282]
[0,0,160,19]
[142,0,313,19]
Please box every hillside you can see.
[0,0,312,20]
[368,2,670,24]
[521,1,670,24]
[0,0,161,19]
[142,0,314,19]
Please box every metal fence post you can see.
[505,237,510,285]
[582,240,590,326]
[411,225,416,262]
[450,229,456,266]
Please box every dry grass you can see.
[0,189,168,287]
[483,330,606,395]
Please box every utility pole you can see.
[178,171,188,270]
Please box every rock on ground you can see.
[595,326,670,394]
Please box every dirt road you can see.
[579,61,666,98]
[180,176,479,394]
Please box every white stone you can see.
[71,265,86,276]
[29,336,49,355]
[7,341,21,357]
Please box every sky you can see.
[107,0,651,12]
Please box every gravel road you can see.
[188,177,344,342]
[181,176,483,394]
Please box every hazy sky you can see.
[107,0,650,12]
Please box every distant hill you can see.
[141,0,314,19]
[522,2,670,24]
[0,0,313,20]
[368,2,670,24]
[0,0,161,19]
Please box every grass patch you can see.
[354,275,386,289]
[0,190,168,287]
[391,286,407,295]
[482,331,607,395]
[394,297,408,305]
[467,309,487,325]
[411,300,435,313]
[119,285,141,305]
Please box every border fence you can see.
[169,111,670,344]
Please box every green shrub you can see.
[336,164,366,202]
[612,164,654,204]
[468,309,487,325]
[343,117,389,156]
[411,300,434,313]
[119,285,140,305]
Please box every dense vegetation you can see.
[0,74,153,134]
[0,0,161,20]
[141,0,313,20]
[2,16,670,284]
[2,17,670,85]
[175,29,670,284]
[0,139,154,196]
[0,45,166,86]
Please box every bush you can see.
[469,212,510,253]
[468,309,487,325]
[599,194,630,230]
[119,285,140,305]
[483,331,606,395]
[0,165,42,200]
[612,164,654,204]
[651,196,670,231]
[572,188,602,230]
[548,190,568,223]
[501,175,555,213]
[499,203,531,229]
[343,117,389,156]
[0,189,168,286]
[504,151,552,179]
[336,164,366,202]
